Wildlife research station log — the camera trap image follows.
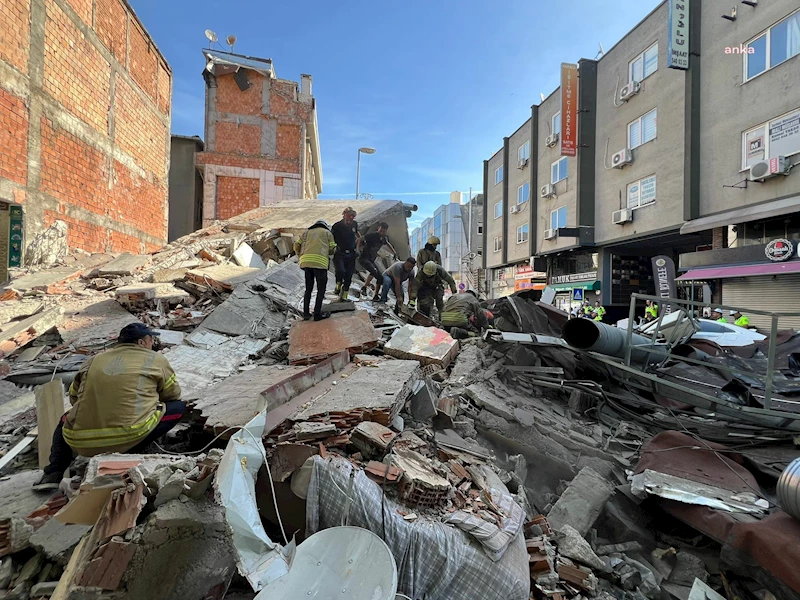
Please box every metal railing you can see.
[623,293,800,410]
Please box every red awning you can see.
[677,261,800,281]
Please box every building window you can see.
[550,206,567,230]
[741,107,800,170]
[477,225,483,234]
[628,108,657,149]
[434,213,442,239]
[493,237,502,252]
[516,224,529,244]
[627,175,657,209]
[552,112,561,136]
[629,42,659,83]
[494,166,504,185]
[518,141,530,162]
[517,182,530,205]
[745,10,800,82]
[494,201,502,219]
[551,157,568,184]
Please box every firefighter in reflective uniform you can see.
[34,323,185,490]
[440,290,493,338]
[416,236,442,268]
[731,310,750,328]
[409,261,457,317]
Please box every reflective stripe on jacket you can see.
[442,293,486,329]
[63,344,181,455]
[294,226,336,270]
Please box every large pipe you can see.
[402,203,418,212]
[562,319,661,364]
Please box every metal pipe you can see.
[778,457,800,521]
[624,295,636,367]
[563,318,660,364]
[401,203,418,212]
[764,314,778,410]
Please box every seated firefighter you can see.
[34,323,186,491]
[440,290,493,338]
[409,261,457,318]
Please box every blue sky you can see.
[131,0,661,231]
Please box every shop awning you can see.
[547,281,601,291]
[680,195,800,235]
[676,261,800,281]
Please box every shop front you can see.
[678,236,800,330]
[514,265,547,293]
[545,251,601,312]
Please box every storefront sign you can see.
[769,110,800,159]
[515,280,546,292]
[560,63,578,157]
[651,255,677,315]
[515,266,546,280]
[550,271,597,285]
[667,0,690,70]
[765,238,794,262]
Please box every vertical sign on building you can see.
[560,63,578,157]
[667,0,690,70]
[651,255,677,315]
[8,206,23,268]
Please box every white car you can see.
[690,319,766,347]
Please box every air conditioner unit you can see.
[546,133,559,147]
[510,205,520,214]
[749,156,792,181]
[618,80,642,102]
[517,158,529,169]
[612,208,634,225]
[612,148,633,169]
[544,229,557,240]
[540,184,556,198]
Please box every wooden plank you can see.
[35,381,64,469]
[0,428,37,471]
[51,536,90,600]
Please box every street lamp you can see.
[355,147,376,199]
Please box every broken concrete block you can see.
[293,422,337,441]
[30,581,59,597]
[409,378,437,421]
[555,524,608,572]
[115,283,190,304]
[351,422,397,459]
[288,311,379,365]
[547,467,614,536]
[151,329,185,346]
[186,264,262,291]
[232,242,266,269]
[513,408,535,428]
[155,471,187,508]
[507,345,540,367]
[0,471,56,557]
[151,268,189,283]
[0,556,12,589]
[98,253,152,277]
[29,518,91,565]
[568,389,597,416]
[384,325,458,369]
[668,551,708,586]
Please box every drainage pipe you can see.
[562,319,661,364]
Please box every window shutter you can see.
[643,110,657,143]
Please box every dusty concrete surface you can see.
[0,471,52,556]
[288,311,379,364]
[29,518,92,565]
[384,325,459,369]
[547,467,614,536]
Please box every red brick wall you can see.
[277,124,300,160]
[215,74,263,116]
[0,0,30,72]
[0,0,171,256]
[216,122,261,155]
[216,176,260,220]
[0,90,28,185]
[196,152,299,174]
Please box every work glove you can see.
[409,299,416,308]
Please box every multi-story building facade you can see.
[410,192,470,285]
[482,0,800,325]
[0,0,172,273]
[196,50,322,226]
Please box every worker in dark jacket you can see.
[294,220,336,321]
[440,290,492,338]
[331,207,359,301]
[358,222,397,300]
[409,261,456,317]
[416,236,442,268]
[34,323,185,490]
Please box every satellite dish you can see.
[254,526,397,600]
[204,29,217,48]
[226,34,237,51]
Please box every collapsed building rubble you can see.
[0,202,796,599]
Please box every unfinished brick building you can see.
[0,0,171,267]
[196,50,322,227]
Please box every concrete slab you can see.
[0,470,52,557]
[290,356,419,421]
[163,344,252,399]
[410,378,437,421]
[97,253,152,277]
[152,329,185,346]
[547,467,614,537]
[186,264,262,291]
[288,311,379,365]
[115,283,190,304]
[0,308,64,358]
[3,267,83,293]
[384,325,458,369]
[29,517,91,565]
[192,352,349,434]
[58,299,138,348]
[0,300,44,326]
[232,242,266,269]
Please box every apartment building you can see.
[482,0,800,324]
[410,192,470,283]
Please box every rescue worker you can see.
[731,310,750,328]
[593,300,606,322]
[416,236,442,268]
[713,308,727,323]
[440,290,493,338]
[409,261,457,317]
[358,222,397,300]
[34,323,185,491]
[377,258,416,311]
[331,207,359,301]
[294,220,336,321]
[645,300,658,320]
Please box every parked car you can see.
[690,319,766,347]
